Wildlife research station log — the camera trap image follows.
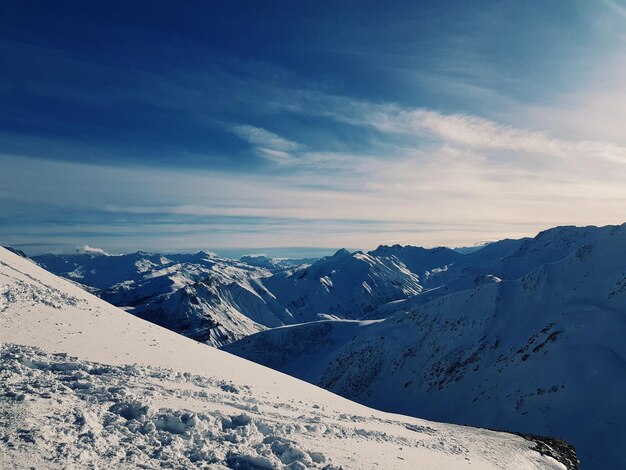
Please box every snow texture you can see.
[0,246,573,469]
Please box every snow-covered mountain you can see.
[369,244,463,276]
[226,223,626,469]
[0,247,576,469]
[32,250,278,346]
[31,248,433,346]
[421,225,617,294]
[33,250,269,299]
[30,227,617,350]
[239,254,317,272]
[130,273,294,346]
[263,249,424,323]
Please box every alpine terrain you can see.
[0,247,577,469]
[226,223,626,469]
[32,248,433,346]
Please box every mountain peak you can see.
[332,248,352,258]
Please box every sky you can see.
[1,0,626,256]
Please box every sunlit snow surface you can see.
[0,247,570,469]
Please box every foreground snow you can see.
[0,247,573,469]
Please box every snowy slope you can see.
[0,247,575,470]
[369,244,463,276]
[263,249,423,323]
[361,225,625,319]
[239,254,317,272]
[33,248,430,345]
[131,274,293,346]
[422,225,617,294]
[458,238,528,266]
[227,223,626,469]
[33,251,275,346]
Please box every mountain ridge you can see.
[225,222,626,468]
[0,246,576,469]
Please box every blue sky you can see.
[2,0,626,255]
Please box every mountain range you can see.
[18,222,626,467]
[225,223,626,469]
[32,246,448,346]
[0,246,575,469]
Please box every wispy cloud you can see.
[229,125,300,162]
[298,96,626,165]
[2,139,625,254]
[2,0,626,255]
